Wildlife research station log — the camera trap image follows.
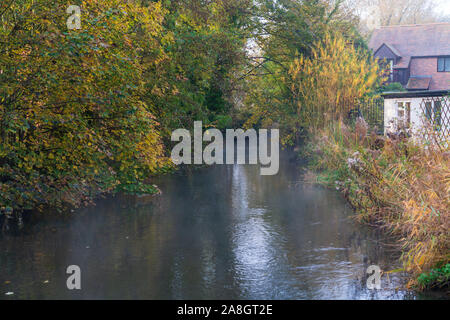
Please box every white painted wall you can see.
[384,97,437,138]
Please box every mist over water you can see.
[0,150,440,299]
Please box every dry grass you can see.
[306,120,450,289]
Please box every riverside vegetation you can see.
[1,0,359,213]
[0,0,252,212]
[240,14,449,290]
[305,121,449,290]
[1,0,448,292]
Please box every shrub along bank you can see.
[305,120,449,290]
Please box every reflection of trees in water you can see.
[233,158,410,299]
[0,161,421,299]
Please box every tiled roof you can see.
[406,76,432,90]
[384,43,402,57]
[394,56,410,69]
[369,23,450,57]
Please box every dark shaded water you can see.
[0,151,440,299]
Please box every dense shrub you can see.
[306,121,450,289]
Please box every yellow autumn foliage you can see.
[289,32,385,128]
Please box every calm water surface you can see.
[0,151,439,299]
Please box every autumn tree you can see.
[244,31,383,143]
[147,0,254,136]
[241,0,366,143]
[289,33,383,127]
[0,0,169,211]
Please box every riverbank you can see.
[304,120,449,292]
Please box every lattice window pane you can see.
[420,96,450,147]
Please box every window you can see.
[423,100,443,131]
[437,57,450,72]
[388,59,394,81]
[397,102,411,128]
[406,102,411,125]
[425,102,432,120]
[433,101,442,130]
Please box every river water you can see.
[0,150,441,299]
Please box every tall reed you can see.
[307,121,450,290]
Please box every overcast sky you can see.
[435,0,450,16]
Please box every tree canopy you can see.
[1,0,384,213]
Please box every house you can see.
[369,23,450,91]
[368,23,450,143]
[382,90,449,144]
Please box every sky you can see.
[435,0,450,16]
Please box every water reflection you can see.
[0,151,432,299]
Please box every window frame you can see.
[433,100,442,131]
[424,101,433,122]
[437,56,450,72]
[388,59,394,81]
[397,101,411,128]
